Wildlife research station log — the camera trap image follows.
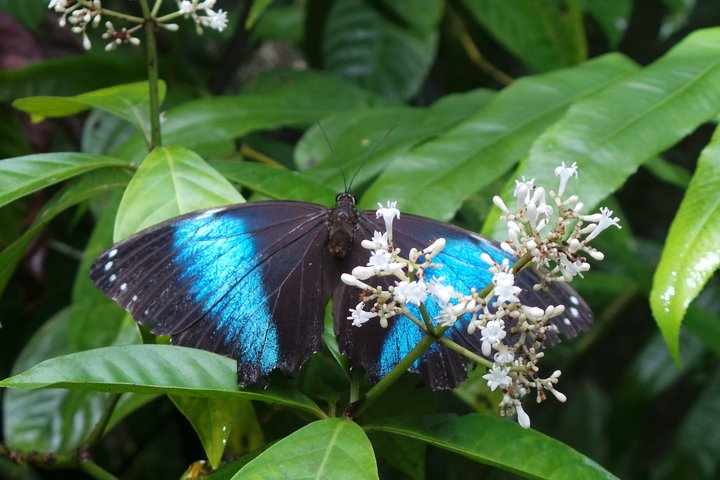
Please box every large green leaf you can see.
[0,53,145,102]
[0,345,325,419]
[295,89,496,190]
[485,27,720,239]
[655,368,720,479]
[0,152,130,209]
[171,396,250,470]
[582,0,632,47]
[650,124,720,361]
[212,160,337,205]
[3,310,150,453]
[0,168,131,302]
[362,53,636,218]
[462,0,587,71]
[323,0,440,101]
[367,414,617,479]
[233,419,379,479]
[69,193,127,352]
[111,69,385,164]
[113,146,244,241]
[13,81,167,140]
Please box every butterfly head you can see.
[328,192,360,258]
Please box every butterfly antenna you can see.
[316,120,348,192]
[347,123,399,192]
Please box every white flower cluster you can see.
[47,0,228,51]
[342,202,447,330]
[177,0,228,35]
[493,162,621,286]
[342,164,620,429]
[49,0,103,50]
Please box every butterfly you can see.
[90,192,592,390]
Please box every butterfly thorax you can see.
[327,192,360,258]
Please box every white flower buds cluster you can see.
[492,162,621,287]
[47,0,228,51]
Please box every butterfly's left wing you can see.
[334,212,593,389]
[91,201,339,387]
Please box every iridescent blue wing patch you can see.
[91,201,338,387]
[334,212,593,390]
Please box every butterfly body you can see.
[91,194,592,389]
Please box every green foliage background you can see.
[1,0,720,478]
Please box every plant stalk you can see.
[138,0,162,149]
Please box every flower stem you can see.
[437,336,493,368]
[138,0,162,149]
[0,442,118,480]
[345,334,436,419]
[83,393,121,449]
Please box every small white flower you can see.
[48,0,66,11]
[493,271,521,304]
[554,161,578,196]
[341,273,371,290]
[493,344,514,364]
[198,0,216,9]
[483,365,511,391]
[178,0,194,14]
[376,201,400,239]
[394,280,427,306]
[481,319,506,356]
[516,404,531,429]
[368,249,391,269]
[429,279,454,304]
[584,207,621,242]
[513,177,534,207]
[348,303,377,327]
[202,8,228,31]
[435,303,457,327]
[361,231,388,250]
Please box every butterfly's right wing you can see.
[90,201,339,387]
[334,212,593,390]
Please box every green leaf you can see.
[112,69,385,164]
[462,0,587,71]
[661,0,697,40]
[650,124,720,361]
[247,0,274,27]
[0,345,325,419]
[582,0,631,48]
[0,105,32,158]
[0,152,130,209]
[69,193,127,351]
[113,146,244,241]
[0,53,146,102]
[12,81,167,138]
[171,396,249,469]
[212,160,337,205]
[367,414,617,479]
[362,53,636,219]
[3,309,150,453]
[296,89,496,190]
[323,0,439,100]
[233,419,379,479]
[655,368,720,479]
[81,109,138,155]
[644,156,692,188]
[485,27,720,239]
[0,168,131,301]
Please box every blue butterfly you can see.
[90,193,591,389]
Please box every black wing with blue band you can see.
[91,201,339,387]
